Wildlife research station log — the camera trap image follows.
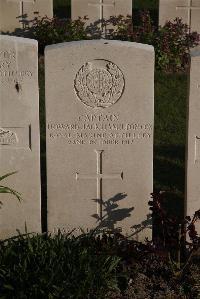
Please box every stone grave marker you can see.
[23,0,53,26]
[186,49,200,234]
[0,35,41,239]
[0,0,21,33]
[71,0,132,36]
[46,40,154,240]
[159,0,200,33]
[0,0,53,33]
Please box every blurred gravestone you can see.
[0,0,21,32]
[159,0,200,32]
[0,35,41,238]
[71,0,132,37]
[186,49,200,234]
[0,0,53,33]
[23,0,53,26]
[46,40,154,241]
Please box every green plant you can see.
[149,191,200,280]
[0,172,22,209]
[31,11,199,72]
[155,18,199,72]
[0,232,120,299]
[31,16,87,53]
[110,12,199,72]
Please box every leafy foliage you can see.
[31,11,199,72]
[0,194,199,298]
[0,225,199,298]
[31,17,87,53]
[0,232,120,299]
[149,191,200,279]
[110,12,199,72]
[0,172,22,209]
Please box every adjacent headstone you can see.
[0,36,41,239]
[186,49,200,234]
[159,0,200,32]
[0,0,53,33]
[71,0,132,36]
[46,40,154,240]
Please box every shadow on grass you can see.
[154,144,185,192]
[154,144,185,219]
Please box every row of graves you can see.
[1,0,200,34]
[0,34,200,240]
[0,0,200,241]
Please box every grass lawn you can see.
[154,73,187,194]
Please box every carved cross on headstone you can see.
[76,150,123,220]
[7,0,36,28]
[176,0,200,30]
[88,0,115,34]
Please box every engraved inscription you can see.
[0,49,33,84]
[0,128,18,145]
[48,113,153,146]
[74,60,125,108]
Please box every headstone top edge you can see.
[0,35,38,46]
[45,39,154,53]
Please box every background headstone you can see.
[46,40,154,240]
[23,0,53,26]
[186,49,200,234]
[0,36,41,239]
[0,0,53,33]
[159,0,200,32]
[71,0,132,36]
[0,0,21,33]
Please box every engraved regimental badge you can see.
[74,59,125,108]
[0,128,18,145]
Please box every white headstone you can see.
[71,0,132,36]
[23,0,53,25]
[46,40,154,241]
[186,49,200,234]
[159,0,200,32]
[0,0,21,33]
[0,0,53,33]
[0,35,41,239]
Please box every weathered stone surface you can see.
[71,0,132,36]
[0,0,21,33]
[0,0,53,33]
[186,49,200,234]
[23,0,53,24]
[46,40,154,240]
[159,0,200,32]
[0,36,41,239]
